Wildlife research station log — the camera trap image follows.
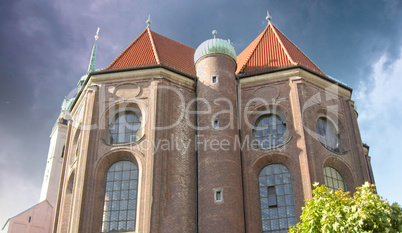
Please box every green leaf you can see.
[290,183,402,232]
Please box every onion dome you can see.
[194,38,237,64]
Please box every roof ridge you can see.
[151,30,195,49]
[148,28,160,65]
[270,24,297,66]
[105,28,149,70]
[273,24,325,75]
[237,25,267,73]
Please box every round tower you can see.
[194,34,245,233]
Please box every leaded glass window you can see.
[102,161,138,233]
[109,111,140,144]
[259,164,296,233]
[317,117,340,151]
[324,166,345,191]
[254,115,286,149]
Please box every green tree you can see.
[289,182,402,233]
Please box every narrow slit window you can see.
[214,189,223,203]
[267,186,277,207]
[213,118,220,129]
[211,75,218,84]
[216,191,222,201]
[61,145,65,158]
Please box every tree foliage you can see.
[289,182,402,233]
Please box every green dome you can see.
[194,38,237,64]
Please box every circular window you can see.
[109,111,141,144]
[253,114,286,149]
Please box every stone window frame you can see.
[101,160,139,233]
[69,127,81,166]
[316,116,342,153]
[212,117,220,130]
[106,107,143,146]
[211,74,219,84]
[213,188,224,203]
[93,151,147,233]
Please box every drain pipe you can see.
[194,79,199,233]
[236,75,247,232]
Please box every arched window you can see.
[317,117,340,152]
[102,161,138,232]
[254,114,286,149]
[259,164,296,232]
[324,166,345,191]
[109,111,141,144]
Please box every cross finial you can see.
[266,10,272,22]
[146,15,152,27]
[212,30,217,39]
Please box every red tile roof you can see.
[105,27,196,76]
[236,23,325,76]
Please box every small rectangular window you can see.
[211,75,219,84]
[216,191,222,201]
[214,188,223,203]
[212,118,220,129]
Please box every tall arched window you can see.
[259,164,296,232]
[317,117,340,152]
[254,114,286,149]
[102,161,138,232]
[109,111,141,144]
[324,166,345,191]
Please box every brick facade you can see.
[51,24,374,233]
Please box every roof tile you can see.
[236,23,325,76]
[105,28,196,76]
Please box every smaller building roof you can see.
[236,22,325,76]
[2,200,53,230]
[105,27,196,76]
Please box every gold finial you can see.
[266,10,272,22]
[146,15,152,27]
[95,27,100,40]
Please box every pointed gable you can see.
[105,28,196,76]
[236,23,324,76]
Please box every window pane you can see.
[276,185,284,195]
[262,220,270,231]
[324,166,345,191]
[110,112,141,144]
[127,221,135,231]
[317,117,340,151]
[260,187,268,197]
[259,164,296,232]
[254,115,286,149]
[277,196,285,207]
[102,161,138,233]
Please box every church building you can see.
[5,16,374,233]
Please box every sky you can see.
[0,0,402,229]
